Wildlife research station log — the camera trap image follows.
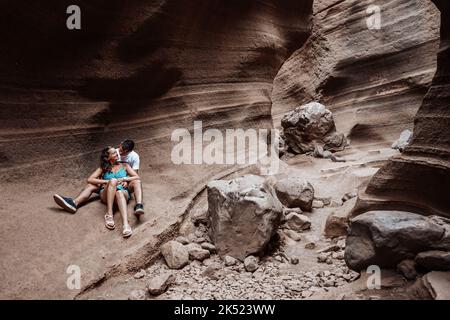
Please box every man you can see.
[53,139,145,215]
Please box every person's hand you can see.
[120,181,128,188]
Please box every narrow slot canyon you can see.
[0,0,449,301]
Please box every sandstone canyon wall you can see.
[0,0,313,299]
[0,0,448,299]
[356,0,450,217]
[272,0,440,145]
[0,0,312,183]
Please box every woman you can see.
[88,146,140,238]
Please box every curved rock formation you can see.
[0,0,313,299]
[355,0,450,217]
[0,0,313,183]
[272,0,440,145]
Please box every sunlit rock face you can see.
[272,0,440,146]
[355,0,450,217]
[0,0,313,182]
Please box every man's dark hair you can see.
[121,139,135,152]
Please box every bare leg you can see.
[101,179,118,215]
[74,183,99,207]
[115,190,130,228]
[128,179,143,204]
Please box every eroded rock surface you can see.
[281,102,346,154]
[272,0,439,145]
[274,175,315,211]
[345,211,446,270]
[355,0,450,217]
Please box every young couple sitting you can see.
[53,140,144,238]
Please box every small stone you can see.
[301,290,313,298]
[283,207,303,215]
[244,256,259,272]
[187,233,198,242]
[224,255,237,266]
[348,270,360,281]
[147,272,176,296]
[392,129,412,152]
[334,251,345,260]
[175,236,190,245]
[317,244,341,253]
[415,251,450,271]
[194,229,204,238]
[305,242,316,250]
[317,253,328,263]
[326,257,333,264]
[290,257,299,265]
[201,263,223,280]
[193,237,207,244]
[200,242,217,253]
[316,197,331,206]
[128,289,147,300]
[329,200,343,207]
[161,241,189,270]
[274,176,315,211]
[285,212,311,232]
[324,198,356,238]
[190,260,203,269]
[312,200,324,209]
[323,280,335,287]
[133,269,146,279]
[397,259,419,280]
[342,190,358,202]
[185,243,211,261]
[283,229,302,241]
[337,239,346,249]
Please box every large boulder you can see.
[345,211,446,271]
[160,240,189,270]
[281,102,346,154]
[274,175,314,211]
[207,175,283,261]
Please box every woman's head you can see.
[100,146,118,172]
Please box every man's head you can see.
[119,139,135,157]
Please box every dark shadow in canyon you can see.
[78,62,183,124]
[117,0,256,63]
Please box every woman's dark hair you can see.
[121,139,135,152]
[100,146,114,173]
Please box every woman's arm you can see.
[87,168,108,185]
[122,164,140,182]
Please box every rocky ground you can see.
[77,103,450,301]
[132,237,359,300]
[80,141,408,300]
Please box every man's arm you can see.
[132,153,140,172]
